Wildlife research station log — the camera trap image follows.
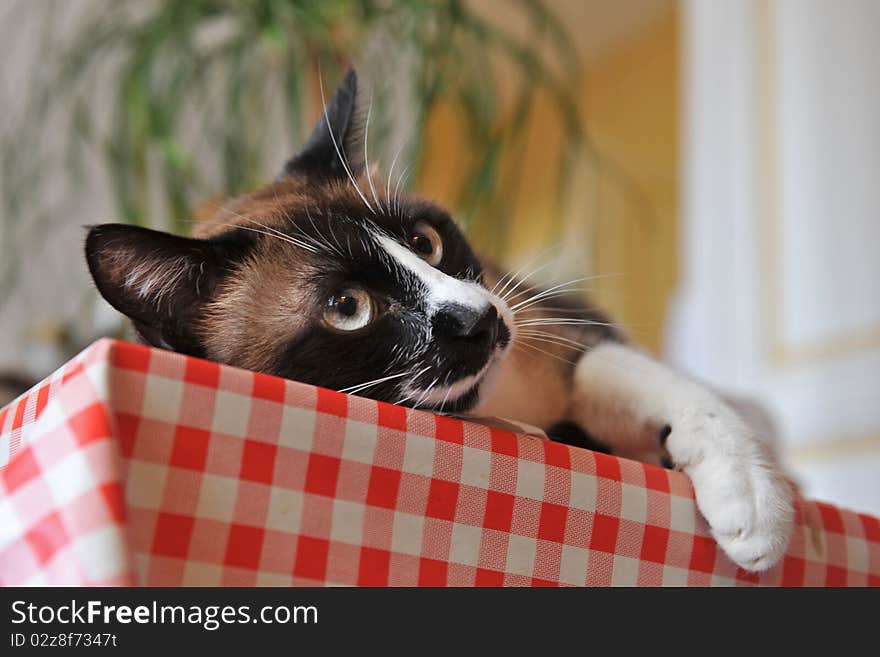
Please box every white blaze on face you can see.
[375,234,493,316]
[375,233,516,406]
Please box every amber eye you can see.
[409,222,443,266]
[323,286,375,332]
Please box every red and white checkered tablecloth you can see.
[1,339,878,586]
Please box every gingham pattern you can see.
[1,339,878,586]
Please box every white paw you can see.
[669,405,795,572]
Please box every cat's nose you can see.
[433,304,499,344]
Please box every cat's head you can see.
[85,70,515,413]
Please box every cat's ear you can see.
[85,224,246,356]
[281,68,364,182]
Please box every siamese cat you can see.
[85,70,793,572]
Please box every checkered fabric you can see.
[1,339,878,586]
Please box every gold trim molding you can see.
[785,434,880,466]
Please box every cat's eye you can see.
[409,222,443,266]
[323,286,376,332]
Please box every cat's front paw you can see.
[668,405,794,572]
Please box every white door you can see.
[670,0,880,515]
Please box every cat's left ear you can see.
[84,223,249,357]
[281,68,364,183]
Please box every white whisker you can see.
[393,163,412,215]
[505,272,622,307]
[516,329,587,350]
[509,277,594,312]
[363,95,382,212]
[385,139,407,214]
[516,318,616,328]
[318,74,375,214]
[338,370,410,395]
[510,288,587,314]
[326,214,346,254]
[412,376,440,410]
[514,340,577,366]
[212,221,320,254]
[499,261,556,304]
[438,374,455,414]
[304,206,345,257]
[517,305,595,314]
[494,242,563,299]
[217,206,322,253]
[518,335,582,352]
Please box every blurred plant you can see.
[0,0,592,305]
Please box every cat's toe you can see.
[672,413,795,572]
[710,484,792,572]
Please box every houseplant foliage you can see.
[1,0,588,301]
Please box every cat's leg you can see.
[569,341,794,572]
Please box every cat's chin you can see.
[399,309,513,414]
[426,383,482,414]
[407,377,485,414]
[405,344,509,414]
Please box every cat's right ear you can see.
[85,224,248,356]
[280,68,364,183]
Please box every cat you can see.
[84,70,793,572]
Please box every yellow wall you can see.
[418,6,679,354]
[583,9,679,352]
